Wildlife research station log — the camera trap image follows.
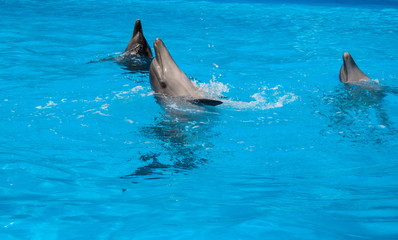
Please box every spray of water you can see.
[197,81,298,110]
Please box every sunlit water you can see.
[1,0,398,239]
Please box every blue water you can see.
[1,0,398,239]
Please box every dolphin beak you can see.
[343,52,351,63]
[343,52,357,68]
[133,19,143,37]
[154,39,163,74]
[154,38,164,62]
[154,38,162,53]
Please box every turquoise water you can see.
[1,0,398,239]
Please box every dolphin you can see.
[121,19,152,59]
[89,19,153,71]
[149,38,222,106]
[110,19,153,71]
[339,52,370,83]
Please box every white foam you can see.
[125,118,134,124]
[35,101,57,109]
[100,103,110,110]
[92,111,110,116]
[113,86,147,99]
[198,81,298,110]
[197,80,230,98]
[224,92,297,110]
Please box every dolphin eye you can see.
[160,82,167,88]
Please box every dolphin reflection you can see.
[321,81,396,144]
[124,101,220,178]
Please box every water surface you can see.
[1,0,398,239]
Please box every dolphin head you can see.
[153,38,174,73]
[150,38,202,98]
[123,19,152,58]
[339,52,370,83]
[150,38,179,92]
[149,38,223,106]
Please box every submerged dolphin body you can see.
[149,38,222,106]
[339,52,370,83]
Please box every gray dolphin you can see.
[113,19,153,71]
[149,38,222,106]
[90,19,152,71]
[339,52,370,83]
[121,19,152,59]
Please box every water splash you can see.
[225,92,297,110]
[112,85,149,99]
[197,80,230,99]
[198,81,298,110]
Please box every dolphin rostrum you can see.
[149,38,222,106]
[339,52,370,83]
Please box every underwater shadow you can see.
[123,97,220,179]
[116,56,153,73]
[322,81,397,144]
[88,55,153,74]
